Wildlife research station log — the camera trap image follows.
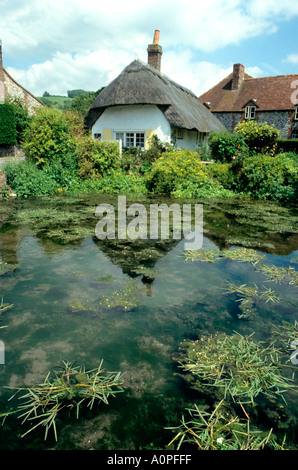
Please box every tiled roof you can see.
[199,72,298,112]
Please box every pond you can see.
[0,193,297,450]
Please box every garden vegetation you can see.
[2,106,297,203]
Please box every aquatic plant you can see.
[183,249,220,263]
[257,264,298,287]
[3,360,125,441]
[221,247,266,265]
[0,296,13,314]
[183,247,266,265]
[167,400,285,450]
[99,279,146,310]
[177,333,293,404]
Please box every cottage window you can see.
[245,106,256,119]
[291,129,298,139]
[177,128,184,139]
[114,131,145,148]
[94,133,101,140]
[294,106,298,120]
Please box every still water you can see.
[0,194,297,449]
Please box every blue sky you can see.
[0,0,297,97]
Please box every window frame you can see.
[291,129,298,139]
[114,131,145,149]
[294,106,298,121]
[245,105,256,120]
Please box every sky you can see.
[0,0,298,98]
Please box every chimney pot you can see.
[153,30,160,44]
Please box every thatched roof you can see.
[85,60,226,133]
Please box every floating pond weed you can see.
[176,333,294,404]
[2,360,125,441]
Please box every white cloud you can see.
[1,0,298,95]
[285,54,298,65]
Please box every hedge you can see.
[0,103,17,145]
[276,139,298,154]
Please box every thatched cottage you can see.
[85,31,225,150]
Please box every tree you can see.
[43,91,50,97]
[235,121,281,155]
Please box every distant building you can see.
[85,31,225,150]
[199,64,298,139]
[0,40,43,114]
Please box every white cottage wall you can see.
[92,104,172,146]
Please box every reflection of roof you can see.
[199,72,298,112]
[85,59,226,133]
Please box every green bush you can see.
[22,107,78,166]
[172,178,237,199]
[237,153,297,203]
[76,136,120,179]
[206,162,236,190]
[235,121,280,155]
[0,103,17,145]
[146,149,206,194]
[4,160,58,198]
[208,131,248,163]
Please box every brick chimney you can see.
[0,40,5,103]
[231,63,245,90]
[147,30,162,72]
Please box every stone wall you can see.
[214,110,296,138]
[3,69,43,115]
[0,145,25,158]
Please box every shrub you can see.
[172,178,237,199]
[208,131,248,163]
[76,136,120,179]
[235,121,281,155]
[237,153,297,203]
[146,149,206,194]
[206,163,236,190]
[22,107,78,166]
[4,160,58,198]
[0,103,17,145]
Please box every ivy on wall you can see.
[0,103,17,145]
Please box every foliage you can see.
[172,178,237,199]
[0,103,17,145]
[177,332,293,404]
[167,400,284,450]
[235,120,281,155]
[4,160,59,198]
[5,97,31,143]
[206,162,236,190]
[70,90,101,116]
[236,153,298,202]
[146,149,206,194]
[21,107,79,166]
[76,136,120,179]
[208,131,249,163]
[65,170,148,196]
[3,360,125,441]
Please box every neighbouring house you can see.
[0,40,43,114]
[198,63,298,139]
[85,31,226,150]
